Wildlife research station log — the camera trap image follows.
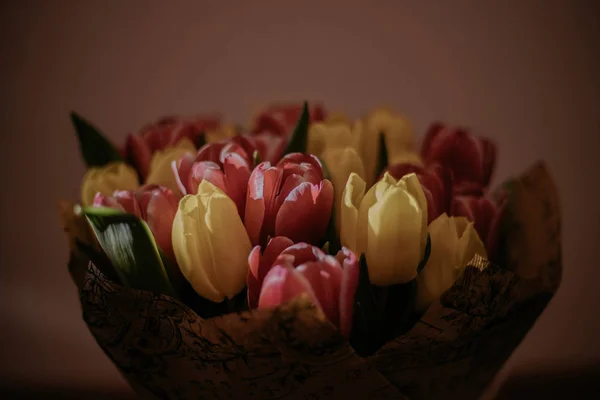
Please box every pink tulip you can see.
[452,195,506,259]
[249,238,359,338]
[250,103,327,137]
[244,153,334,246]
[172,141,252,218]
[385,163,454,224]
[125,115,221,179]
[421,123,496,196]
[92,184,179,261]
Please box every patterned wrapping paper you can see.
[61,161,561,400]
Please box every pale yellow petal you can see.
[172,194,223,302]
[399,173,428,254]
[325,112,350,125]
[456,222,488,268]
[205,191,252,299]
[322,147,366,234]
[308,123,327,157]
[389,151,423,167]
[366,186,423,285]
[146,142,195,192]
[80,162,139,206]
[340,172,366,254]
[415,213,459,312]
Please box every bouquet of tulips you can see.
[59,102,562,400]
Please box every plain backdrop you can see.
[1,0,599,397]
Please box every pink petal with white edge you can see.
[275,180,334,245]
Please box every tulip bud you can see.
[245,155,334,246]
[386,163,454,224]
[341,172,428,285]
[421,123,496,195]
[416,213,487,312]
[92,184,179,261]
[145,138,195,193]
[452,195,505,260]
[250,239,359,338]
[172,180,252,303]
[308,121,355,158]
[359,108,416,185]
[80,162,139,206]
[320,147,366,234]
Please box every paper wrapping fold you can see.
[64,161,561,400]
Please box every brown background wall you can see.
[1,0,599,397]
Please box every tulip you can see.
[172,180,252,303]
[421,123,497,195]
[172,140,252,217]
[308,121,356,158]
[416,213,487,313]
[385,163,454,224]
[250,238,359,338]
[320,146,366,233]
[80,162,140,206]
[358,108,417,185]
[235,133,287,165]
[250,102,327,137]
[451,195,505,259]
[125,114,221,179]
[145,138,196,193]
[340,172,428,285]
[92,184,179,261]
[244,154,334,246]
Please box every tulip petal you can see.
[126,134,152,178]
[112,190,142,217]
[297,262,338,327]
[338,247,359,338]
[172,194,223,302]
[172,153,195,196]
[245,163,283,246]
[398,173,429,256]
[366,185,423,285]
[146,189,178,261]
[258,265,320,310]
[340,173,366,254]
[204,189,252,300]
[222,153,251,218]
[279,242,322,266]
[275,180,334,245]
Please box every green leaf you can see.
[375,132,388,180]
[70,112,123,168]
[252,150,262,168]
[417,233,432,273]
[283,101,310,155]
[82,206,177,298]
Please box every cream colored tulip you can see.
[308,121,355,157]
[340,172,428,285]
[358,108,416,185]
[415,213,487,313]
[320,146,366,234]
[145,138,195,192]
[172,180,252,303]
[80,162,139,206]
[205,123,239,143]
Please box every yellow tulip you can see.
[320,146,366,234]
[415,213,487,313]
[205,124,239,143]
[389,151,424,167]
[340,172,428,285]
[172,180,252,302]
[308,121,355,157]
[358,108,416,185]
[80,162,139,206]
[325,112,351,125]
[145,138,195,192]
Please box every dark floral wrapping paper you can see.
[62,161,561,400]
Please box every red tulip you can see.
[250,103,327,137]
[231,134,287,165]
[126,115,221,179]
[451,195,506,260]
[249,238,359,338]
[385,163,453,224]
[245,153,334,246]
[421,123,496,196]
[172,141,252,218]
[92,184,179,261]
